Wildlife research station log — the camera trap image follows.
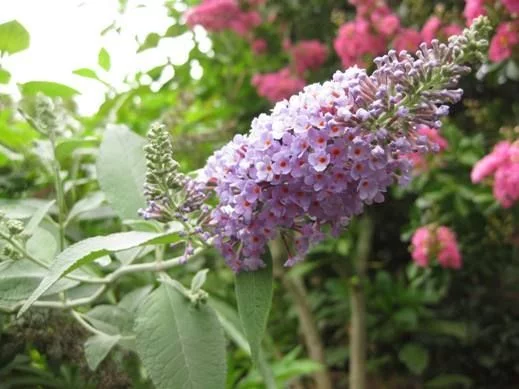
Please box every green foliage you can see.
[96,125,147,220]
[0,20,30,54]
[19,227,183,316]
[19,81,80,98]
[98,48,111,71]
[84,333,121,370]
[135,282,227,389]
[398,343,429,375]
[235,254,273,366]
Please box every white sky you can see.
[0,0,201,116]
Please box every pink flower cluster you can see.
[502,0,519,14]
[464,0,487,24]
[421,16,463,44]
[252,40,328,103]
[471,140,519,208]
[334,1,463,68]
[411,226,462,269]
[489,21,519,62]
[291,40,328,75]
[334,0,399,68]
[185,0,261,36]
[251,68,306,103]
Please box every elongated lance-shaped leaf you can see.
[235,253,273,365]
[135,283,226,389]
[18,225,183,316]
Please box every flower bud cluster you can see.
[201,18,490,272]
[0,211,28,261]
[139,124,208,223]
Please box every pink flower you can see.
[502,0,519,14]
[421,16,442,43]
[421,16,462,43]
[334,18,386,68]
[411,227,432,267]
[489,22,519,62]
[185,0,261,36]
[464,0,487,24]
[436,227,462,269]
[471,140,519,208]
[291,40,328,75]
[372,12,401,37]
[443,24,463,38]
[471,141,511,183]
[252,68,306,103]
[493,162,519,208]
[393,28,422,53]
[411,226,462,269]
[251,38,267,55]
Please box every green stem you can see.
[349,215,374,389]
[47,128,66,251]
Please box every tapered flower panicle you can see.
[139,124,207,222]
[201,17,490,272]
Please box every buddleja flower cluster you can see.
[200,18,490,272]
[139,124,208,224]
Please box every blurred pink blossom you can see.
[291,40,327,75]
[471,141,511,183]
[436,227,462,269]
[252,68,305,103]
[251,38,267,55]
[502,0,519,13]
[186,0,261,36]
[471,140,519,208]
[489,22,519,62]
[411,226,462,269]
[464,0,487,24]
[393,28,422,53]
[411,227,431,267]
[334,19,386,67]
[422,16,463,43]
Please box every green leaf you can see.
[86,305,134,335]
[0,260,78,310]
[0,68,11,84]
[98,48,111,71]
[55,137,99,161]
[137,32,160,52]
[84,334,120,370]
[118,285,153,313]
[66,192,105,225]
[20,81,79,98]
[235,254,273,364]
[425,374,472,388]
[17,226,183,316]
[191,269,209,292]
[72,68,99,80]
[398,343,429,375]
[0,20,30,54]
[210,298,276,389]
[97,125,147,221]
[26,227,58,263]
[135,283,227,389]
[24,200,55,236]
